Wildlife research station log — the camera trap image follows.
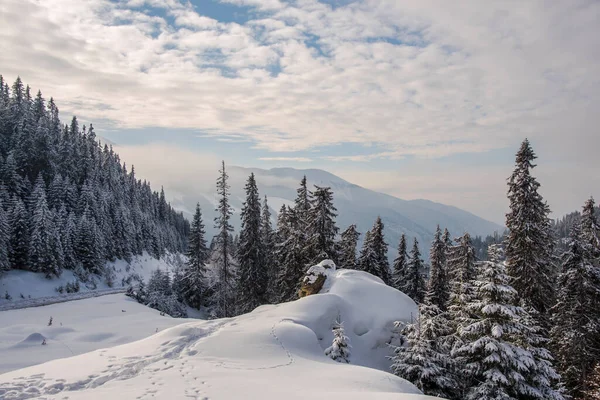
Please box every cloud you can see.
[1,0,598,221]
[1,0,598,162]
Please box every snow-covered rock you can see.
[299,259,336,297]
[0,269,434,399]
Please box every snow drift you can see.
[0,265,439,400]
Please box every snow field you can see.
[0,268,441,399]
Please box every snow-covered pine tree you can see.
[505,139,555,324]
[584,364,600,400]
[306,185,339,264]
[427,226,449,310]
[260,195,276,298]
[237,173,268,314]
[406,238,426,304]
[0,200,9,274]
[76,207,102,275]
[447,233,478,339]
[392,233,409,293]
[338,224,360,269]
[357,229,379,277]
[551,222,600,398]
[210,161,236,318]
[29,193,62,278]
[8,198,29,270]
[275,207,308,302]
[294,175,312,221]
[391,299,457,398]
[452,250,552,400]
[182,203,209,309]
[370,216,390,284]
[581,197,600,256]
[325,318,351,363]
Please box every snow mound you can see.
[19,333,46,344]
[0,269,437,399]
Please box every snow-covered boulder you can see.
[299,259,336,298]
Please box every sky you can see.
[1,0,599,225]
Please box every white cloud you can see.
[258,157,313,162]
[0,0,598,220]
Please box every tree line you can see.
[0,75,189,283]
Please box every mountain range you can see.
[169,166,503,261]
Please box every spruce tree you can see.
[29,194,62,278]
[391,300,457,398]
[551,223,600,398]
[0,200,9,273]
[260,195,276,299]
[338,224,360,269]
[357,230,379,277]
[275,207,308,302]
[392,233,409,293]
[447,233,478,335]
[306,185,338,264]
[9,198,29,270]
[505,139,555,323]
[581,197,600,255]
[237,173,267,314]
[183,203,209,309]
[406,238,426,304]
[428,226,449,310]
[369,216,390,284]
[76,207,102,274]
[211,161,236,318]
[325,318,351,363]
[452,255,544,400]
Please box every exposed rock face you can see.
[299,260,336,298]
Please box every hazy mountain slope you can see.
[171,166,503,260]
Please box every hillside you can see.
[0,266,440,400]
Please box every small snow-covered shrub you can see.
[325,318,351,363]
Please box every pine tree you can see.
[447,233,478,335]
[260,195,276,299]
[452,255,541,400]
[325,318,351,363]
[406,238,426,303]
[392,234,410,293]
[182,203,209,309]
[428,226,449,310]
[581,197,600,256]
[275,207,308,302]
[391,301,457,398]
[0,200,10,274]
[357,229,379,277]
[29,194,62,278]
[237,173,267,314]
[551,223,600,398]
[584,364,600,400]
[505,139,555,323]
[367,216,390,284]
[9,198,29,270]
[338,225,360,269]
[306,185,339,264]
[211,161,236,318]
[76,207,102,274]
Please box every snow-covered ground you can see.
[0,266,439,400]
[0,252,184,310]
[0,294,188,375]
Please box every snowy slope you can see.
[0,294,187,374]
[0,268,440,400]
[170,166,502,260]
[0,252,184,309]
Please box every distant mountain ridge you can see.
[171,166,503,261]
